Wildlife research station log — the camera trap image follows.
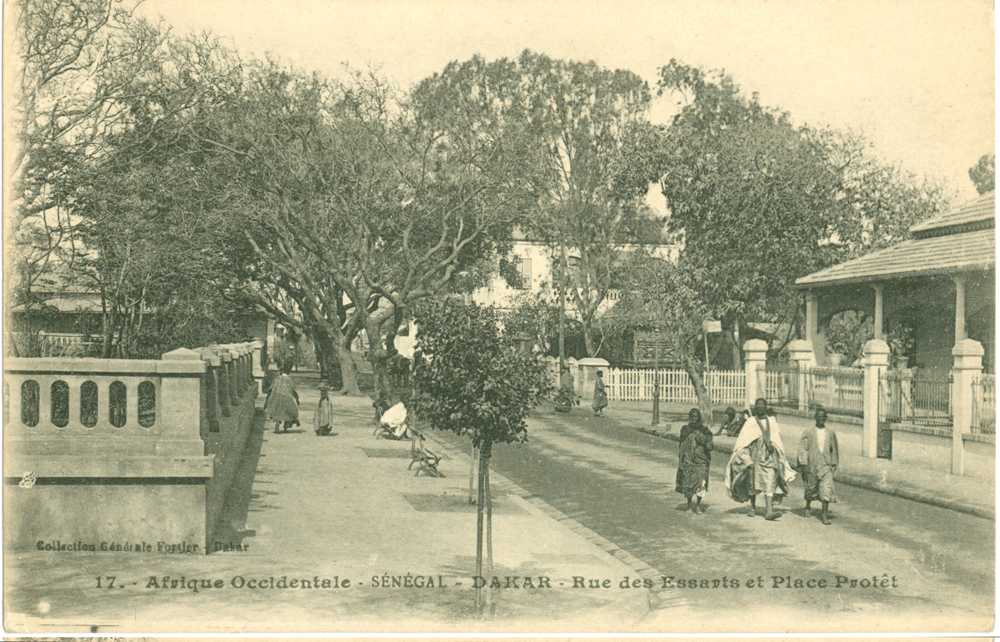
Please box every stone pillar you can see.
[787,339,815,411]
[862,339,890,458]
[954,277,967,342]
[565,357,579,395]
[743,339,768,410]
[200,351,222,433]
[951,338,983,475]
[577,357,609,400]
[805,293,818,345]
[217,349,233,417]
[873,285,885,341]
[251,340,265,379]
[160,348,207,451]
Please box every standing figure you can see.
[265,365,300,433]
[796,407,839,525]
[314,384,333,436]
[592,370,608,416]
[725,398,796,520]
[554,367,577,413]
[675,408,714,514]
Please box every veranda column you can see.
[787,339,815,411]
[951,338,983,476]
[954,277,967,342]
[743,339,768,410]
[873,285,885,341]
[805,293,818,345]
[862,339,890,458]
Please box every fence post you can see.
[951,339,984,476]
[862,339,890,458]
[787,339,815,411]
[743,339,768,410]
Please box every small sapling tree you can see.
[411,298,550,616]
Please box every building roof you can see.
[795,227,994,287]
[909,191,994,235]
[797,191,996,288]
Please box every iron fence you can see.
[802,367,864,418]
[879,370,953,428]
[971,373,996,435]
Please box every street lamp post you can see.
[652,326,661,426]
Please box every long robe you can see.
[592,377,608,412]
[725,415,796,503]
[796,426,839,503]
[265,374,299,423]
[675,422,713,497]
[314,396,333,434]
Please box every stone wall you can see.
[3,341,263,553]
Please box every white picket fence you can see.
[605,367,745,405]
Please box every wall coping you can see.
[888,422,953,439]
[962,432,996,445]
[4,357,205,376]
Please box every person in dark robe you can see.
[725,398,796,520]
[715,407,741,436]
[796,407,839,524]
[675,408,714,514]
[592,370,608,416]
[265,364,299,433]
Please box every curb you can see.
[637,426,996,522]
[421,431,678,616]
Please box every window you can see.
[514,256,532,289]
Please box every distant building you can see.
[472,237,679,312]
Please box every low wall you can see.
[962,434,996,482]
[3,341,263,553]
[889,426,955,476]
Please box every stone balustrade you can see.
[4,340,264,553]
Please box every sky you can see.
[140,0,995,201]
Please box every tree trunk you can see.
[684,358,714,421]
[312,330,343,390]
[582,320,597,358]
[335,339,361,396]
[485,454,494,618]
[469,444,479,504]
[475,448,487,616]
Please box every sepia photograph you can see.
[2,0,995,634]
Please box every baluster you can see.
[67,377,80,428]
[39,376,52,428]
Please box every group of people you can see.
[674,398,839,524]
[263,363,334,437]
[554,366,608,416]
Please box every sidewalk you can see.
[607,400,995,521]
[5,382,651,633]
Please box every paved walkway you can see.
[5,382,649,633]
[607,400,995,520]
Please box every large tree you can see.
[655,60,949,365]
[184,60,536,397]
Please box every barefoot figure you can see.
[676,408,714,514]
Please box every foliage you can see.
[824,310,873,365]
[969,153,995,195]
[411,298,550,453]
[654,60,950,361]
[886,322,915,359]
[604,255,713,416]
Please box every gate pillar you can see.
[862,339,890,458]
